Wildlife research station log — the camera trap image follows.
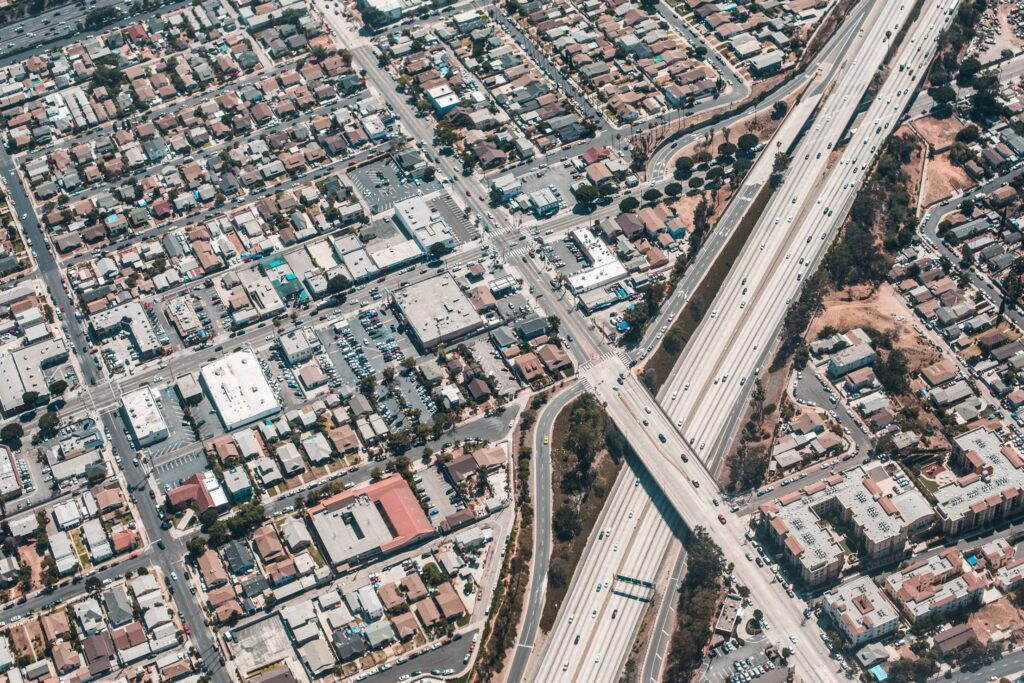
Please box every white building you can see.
[120,386,169,447]
[565,229,628,294]
[200,350,281,430]
[393,196,455,254]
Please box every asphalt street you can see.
[919,166,1024,330]
[635,0,874,357]
[261,405,522,516]
[640,541,686,683]
[657,0,956,478]
[506,383,585,683]
[932,648,1024,683]
[0,0,189,66]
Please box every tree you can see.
[675,156,695,177]
[186,536,207,557]
[48,380,68,397]
[642,188,663,204]
[958,56,982,84]
[931,85,957,107]
[225,501,265,539]
[421,166,436,182]
[548,556,571,588]
[37,412,59,435]
[737,133,759,153]
[0,423,23,447]
[326,274,349,295]
[21,391,38,407]
[553,506,581,541]
[421,561,444,587]
[955,125,980,143]
[85,576,102,594]
[717,141,737,158]
[665,182,682,198]
[434,123,459,146]
[618,196,640,213]
[771,100,788,120]
[574,184,599,204]
[206,520,229,547]
[428,242,451,259]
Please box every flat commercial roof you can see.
[120,386,168,446]
[308,475,433,569]
[200,349,281,431]
[393,274,484,349]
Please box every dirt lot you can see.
[895,125,926,212]
[969,597,1024,644]
[922,152,974,206]
[808,284,940,372]
[911,115,965,150]
[672,185,734,230]
[14,545,46,595]
[809,284,953,449]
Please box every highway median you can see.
[640,181,776,394]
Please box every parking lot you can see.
[429,192,477,244]
[143,387,196,459]
[152,450,209,492]
[349,158,443,215]
[417,464,462,526]
[704,633,776,683]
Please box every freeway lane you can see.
[506,383,585,683]
[530,2,958,680]
[658,0,959,477]
[635,0,874,357]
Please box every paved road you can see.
[639,542,686,683]
[932,648,1024,683]
[635,0,874,358]
[263,405,521,516]
[0,0,188,67]
[657,0,955,477]
[531,3,958,680]
[506,383,585,683]
[919,166,1024,330]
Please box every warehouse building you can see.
[391,274,484,350]
[307,475,434,571]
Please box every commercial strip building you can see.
[307,475,434,571]
[392,196,455,254]
[757,465,933,587]
[0,446,20,499]
[565,228,628,295]
[391,274,485,350]
[200,350,281,431]
[0,337,69,415]
[120,386,169,447]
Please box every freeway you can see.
[0,0,189,67]
[528,1,959,680]
[639,542,686,683]
[634,0,875,356]
[506,383,586,683]
[658,0,959,476]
